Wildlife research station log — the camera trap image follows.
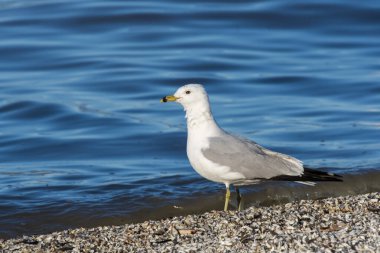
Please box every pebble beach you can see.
[1,192,379,253]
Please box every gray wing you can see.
[201,133,304,183]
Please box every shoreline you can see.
[2,170,380,240]
[1,192,379,252]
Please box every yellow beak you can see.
[160,95,177,103]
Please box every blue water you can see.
[1,0,380,238]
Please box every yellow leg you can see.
[224,186,231,211]
[235,186,243,211]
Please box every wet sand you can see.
[1,192,379,252]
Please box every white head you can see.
[161,84,221,131]
[161,84,210,111]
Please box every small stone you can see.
[178,229,196,236]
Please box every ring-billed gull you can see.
[161,84,342,211]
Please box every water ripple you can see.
[0,0,379,238]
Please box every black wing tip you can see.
[269,167,343,182]
[302,167,343,182]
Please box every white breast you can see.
[184,103,244,185]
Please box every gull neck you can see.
[184,102,222,136]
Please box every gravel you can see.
[1,192,379,252]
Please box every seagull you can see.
[161,84,342,211]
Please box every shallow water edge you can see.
[2,170,379,240]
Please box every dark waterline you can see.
[1,0,380,238]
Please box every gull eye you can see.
[185,90,191,95]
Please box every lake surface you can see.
[0,0,380,239]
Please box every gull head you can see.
[161,84,210,111]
